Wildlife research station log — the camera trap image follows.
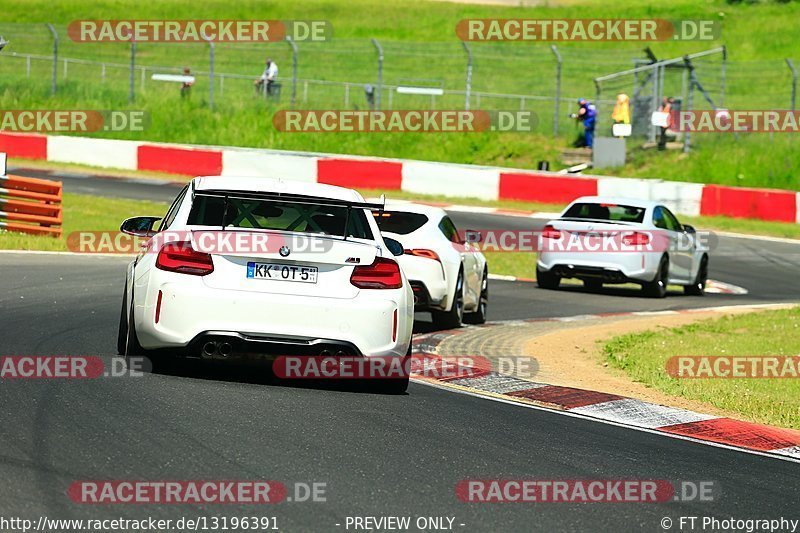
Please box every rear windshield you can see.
[373,211,429,235]
[187,196,374,239]
[561,202,646,223]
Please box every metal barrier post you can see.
[204,36,215,110]
[45,23,58,96]
[462,41,472,110]
[550,45,562,137]
[129,41,135,103]
[371,38,383,110]
[285,36,298,108]
[786,58,797,111]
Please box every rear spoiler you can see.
[190,183,386,238]
[191,184,385,211]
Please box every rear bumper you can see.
[409,280,446,311]
[537,252,660,283]
[135,279,413,357]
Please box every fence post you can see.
[45,23,58,96]
[649,65,659,143]
[204,36,215,111]
[285,36,298,108]
[462,41,472,110]
[786,58,797,111]
[550,44,562,137]
[683,57,694,154]
[720,45,727,108]
[594,79,601,136]
[129,41,135,104]
[371,38,383,110]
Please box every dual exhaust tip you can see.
[202,340,233,358]
[201,342,349,359]
[320,350,350,358]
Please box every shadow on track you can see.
[130,356,411,396]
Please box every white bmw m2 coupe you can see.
[117,177,414,391]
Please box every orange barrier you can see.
[0,174,63,237]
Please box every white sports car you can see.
[536,196,709,298]
[117,176,414,392]
[374,202,488,329]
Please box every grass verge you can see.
[0,193,169,252]
[603,307,800,429]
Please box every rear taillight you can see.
[404,248,441,262]
[622,231,651,246]
[350,257,403,289]
[156,241,214,276]
[541,224,561,239]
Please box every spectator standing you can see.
[574,98,597,149]
[657,97,673,150]
[611,93,631,136]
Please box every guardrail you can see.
[0,170,63,237]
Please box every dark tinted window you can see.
[373,211,429,235]
[562,202,645,223]
[662,207,682,232]
[187,196,373,239]
[654,206,681,231]
[439,216,462,244]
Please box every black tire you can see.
[584,279,603,292]
[643,256,669,298]
[359,345,411,394]
[684,255,709,296]
[464,267,488,325]
[536,267,560,290]
[432,269,464,330]
[124,304,145,361]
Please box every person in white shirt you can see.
[255,58,279,95]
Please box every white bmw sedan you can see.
[374,202,488,329]
[536,196,709,298]
[117,176,414,391]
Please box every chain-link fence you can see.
[0,23,798,146]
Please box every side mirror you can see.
[683,224,696,234]
[121,216,162,237]
[464,230,483,244]
[383,236,405,257]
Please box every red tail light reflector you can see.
[155,290,163,323]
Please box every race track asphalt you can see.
[1,168,798,531]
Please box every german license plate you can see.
[246,262,318,284]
